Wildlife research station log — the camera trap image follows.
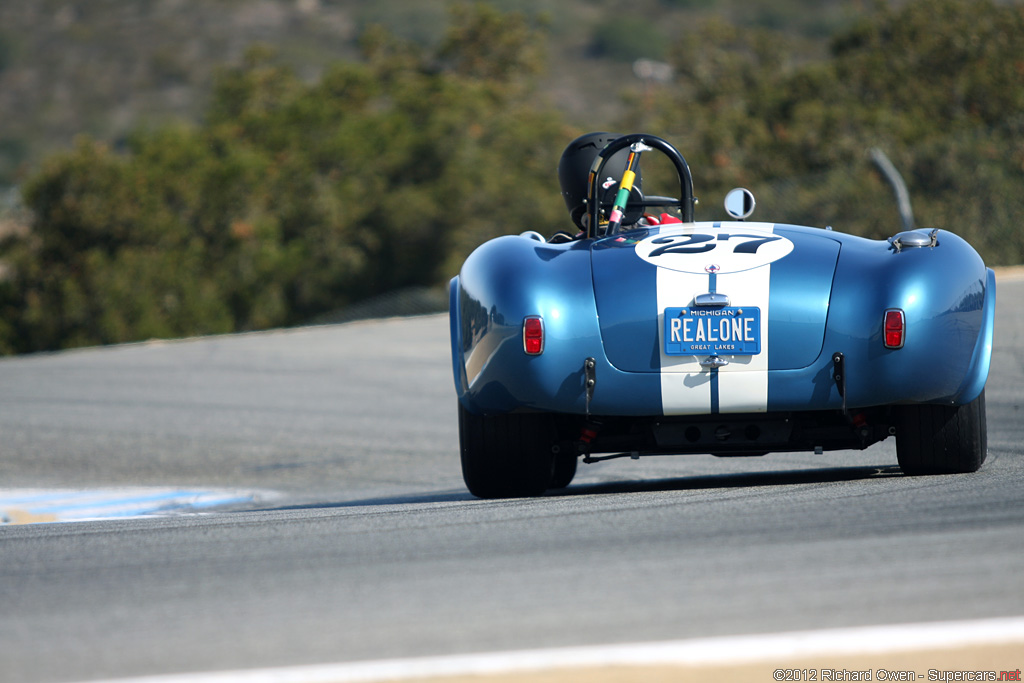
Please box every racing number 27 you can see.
[649,233,781,257]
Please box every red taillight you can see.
[883,309,905,349]
[523,316,544,355]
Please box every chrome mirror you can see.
[724,188,756,220]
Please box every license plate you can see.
[664,307,761,356]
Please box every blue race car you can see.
[449,133,995,498]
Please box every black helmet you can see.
[558,132,643,230]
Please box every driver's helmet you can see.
[558,132,643,231]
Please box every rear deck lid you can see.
[592,222,840,372]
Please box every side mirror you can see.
[724,188,756,220]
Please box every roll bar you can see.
[585,134,696,238]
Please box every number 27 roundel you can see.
[634,224,794,274]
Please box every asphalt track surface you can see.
[2,276,1024,683]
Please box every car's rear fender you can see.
[452,234,630,415]
[951,266,995,405]
[795,229,992,410]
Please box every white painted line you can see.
[76,615,1024,683]
[0,487,277,524]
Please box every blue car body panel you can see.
[592,223,841,373]
[451,221,994,422]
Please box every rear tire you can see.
[458,403,555,498]
[550,451,578,490]
[896,390,987,475]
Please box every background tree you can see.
[624,0,1024,257]
[0,5,568,354]
[2,0,1022,355]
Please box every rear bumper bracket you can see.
[584,357,596,416]
[832,351,847,414]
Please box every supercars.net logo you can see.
[772,669,1022,681]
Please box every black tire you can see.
[550,451,578,490]
[896,390,987,475]
[458,403,555,498]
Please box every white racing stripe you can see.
[655,222,777,415]
[657,267,712,413]
[76,616,1024,683]
[0,487,276,524]
[715,263,771,413]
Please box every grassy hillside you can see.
[2,0,1021,355]
[0,0,859,187]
